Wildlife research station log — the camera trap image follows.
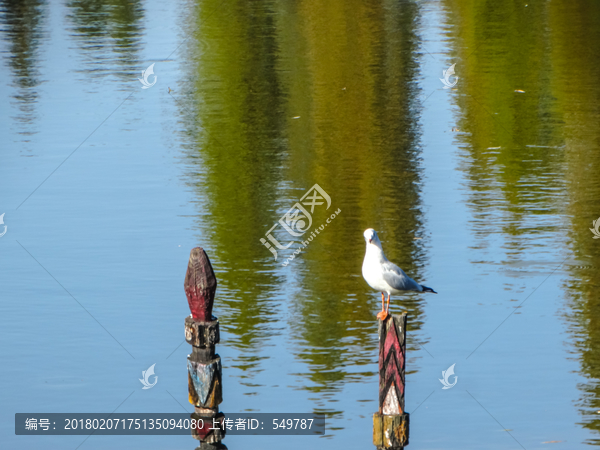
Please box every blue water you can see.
[2,0,599,449]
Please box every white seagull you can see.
[362,228,437,320]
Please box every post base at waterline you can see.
[373,412,409,449]
[194,443,228,450]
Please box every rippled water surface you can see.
[2,0,600,449]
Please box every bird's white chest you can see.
[362,251,392,292]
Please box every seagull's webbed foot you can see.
[377,310,388,321]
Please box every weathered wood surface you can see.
[374,313,409,449]
[188,356,223,409]
[185,316,220,360]
[373,412,409,448]
[191,412,226,443]
[185,247,217,321]
[185,248,226,450]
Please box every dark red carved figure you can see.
[184,247,217,321]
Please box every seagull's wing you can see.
[381,261,422,291]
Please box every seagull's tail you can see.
[421,285,437,294]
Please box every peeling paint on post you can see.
[373,312,410,449]
[185,247,227,450]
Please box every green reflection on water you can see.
[66,0,144,78]
[446,0,600,441]
[178,0,430,409]
[0,0,47,124]
[549,1,600,443]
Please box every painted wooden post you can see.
[184,247,227,450]
[373,313,409,449]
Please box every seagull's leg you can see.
[386,293,391,313]
[377,292,388,320]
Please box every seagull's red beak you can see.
[369,239,372,243]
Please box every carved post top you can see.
[185,247,217,321]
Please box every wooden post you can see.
[184,247,227,450]
[373,313,410,449]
